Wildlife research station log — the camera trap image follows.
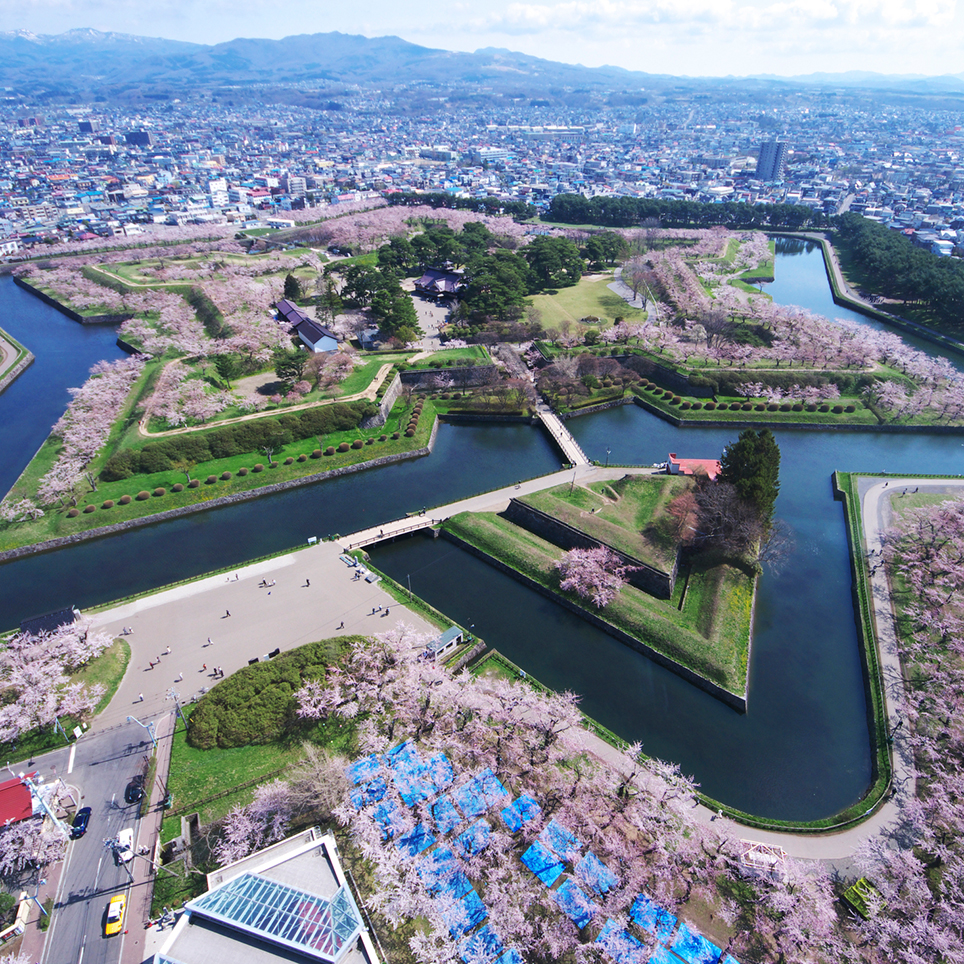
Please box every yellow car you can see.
[105,894,126,936]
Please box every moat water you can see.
[1,242,961,818]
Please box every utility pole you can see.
[127,715,157,750]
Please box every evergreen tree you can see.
[283,273,302,301]
[718,429,781,525]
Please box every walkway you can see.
[137,362,394,438]
[338,464,657,551]
[536,405,591,466]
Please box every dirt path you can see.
[137,363,394,438]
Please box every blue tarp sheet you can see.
[460,924,504,963]
[396,823,436,858]
[629,893,677,944]
[575,851,618,894]
[418,847,472,898]
[648,948,679,964]
[372,800,405,840]
[520,841,564,887]
[538,819,583,862]
[670,922,722,964]
[425,752,456,793]
[595,919,647,964]
[350,777,387,809]
[456,819,492,856]
[553,879,598,929]
[446,889,488,936]
[453,768,510,820]
[500,794,541,833]
[496,951,524,964]
[346,753,381,785]
[431,795,463,834]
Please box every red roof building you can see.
[0,772,37,825]
[668,453,721,481]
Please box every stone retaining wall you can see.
[559,397,632,420]
[0,350,34,396]
[0,418,439,564]
[400,365,497,390]
[13,276,131,326]
[441,529,746,712]
[438,413,536,424]
[360,372,402,430]
[503,498,676,598]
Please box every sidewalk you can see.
[120,710,177,964]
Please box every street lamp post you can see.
[605,447,611,468]
[127,715,157,750]
[27,878,47,917]
[167,688,188,729]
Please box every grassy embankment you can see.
[0,396,437,552]
[443,506,753,698]
[528,273,648,329]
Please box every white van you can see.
[116,828,134,862]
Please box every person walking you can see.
[338,621,344,630]
[225,610,231,617]
[202,663,207,672]
[305,578,310,587]
[164,646,171,655]
[138,693,144,702]
[176,672,183,682]
[207,637,212,646]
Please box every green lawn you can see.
[529,274,647,330]
[517,475,692,571]
[0,399,436,552]
[443,511,752,695]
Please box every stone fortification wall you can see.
[14,276,132,326]
[360,372,403,430]
[400,365,497,391]
[502,498,676,599]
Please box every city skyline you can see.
[0,0,961,81]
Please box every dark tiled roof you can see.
[295,318,337,344]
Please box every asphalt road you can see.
[40,725,157,964]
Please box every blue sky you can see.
[0,0,959,77]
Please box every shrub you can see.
[662,390,674,399]
[136,490,151,500]
[311,449,322,458]
[252,464,264,472]
[780,403,792,412]
[188,479,200,488]
[392,432,400,440]
[405,428,415,437]
[338,442,350,452]
[452,393,462,399]
[792,403,803,412]
[705,402,716,410]
[806,403,818,412]
[742,402,753,411]
[670,396,681,405]
[154,487,166,496]
[680,401,691,410]
[119,494,132,504]
[845,404,856,413]
[67,508,80,517]
[284,457,294,465]
[691,401,702,410]
[206,475,218,484]
[172,483,184,492]
[269,461,279,468]
[83,504,96,513]
[297,454,308,462]
[832,404,844,414]
[102,499,115,509]
[220,472,232,481]
[186,637,351,749]
[755,404,766,412]
[366,438,374,445]
[237,467,249,476]
[325,446,336,456]
[351,439,364,449]
[819,404,830,412]
[379,435,387,442]
[767,403,779,412]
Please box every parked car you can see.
[124,779,144,805]
[105,894,126,936]
[115,828,134,863]
[70,807,91,839]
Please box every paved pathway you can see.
[87,541,439,729]
[338,464,657,550]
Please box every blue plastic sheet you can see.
[538,819,583,862]
[629,893,677,944]
[553,879,599,929]
[670,922,722,964]
[595,919,648,964]
[575,851,618,895]
[520,841,564,887]
[500,794,541,833]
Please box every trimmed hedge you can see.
[324,446,335,456]
[297,454,308,462]
[119,495,132,505]
[67,508,79,517]
[102,499,115,509]
[206,475,217,484]
[136,491,151,501]
[153,487,166,497]
[253,464,264,472]
[186,637,355,749]
[220,471,232,481]
[337,442,350,452]
[237,467,249,476]
[172,483,184,492]
[101,399,377,481]
[188,479,200,488]
[83,504,96,513]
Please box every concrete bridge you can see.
[536,405,591,466]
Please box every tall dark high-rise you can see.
[756,141,788,180]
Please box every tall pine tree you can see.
[718,429,780,526]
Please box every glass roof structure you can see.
[186,872,363,964]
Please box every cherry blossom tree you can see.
[553,547,636,608]
[213,779,296,866]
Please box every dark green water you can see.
[2,243,962,818]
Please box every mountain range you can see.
[2,28,964,100]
